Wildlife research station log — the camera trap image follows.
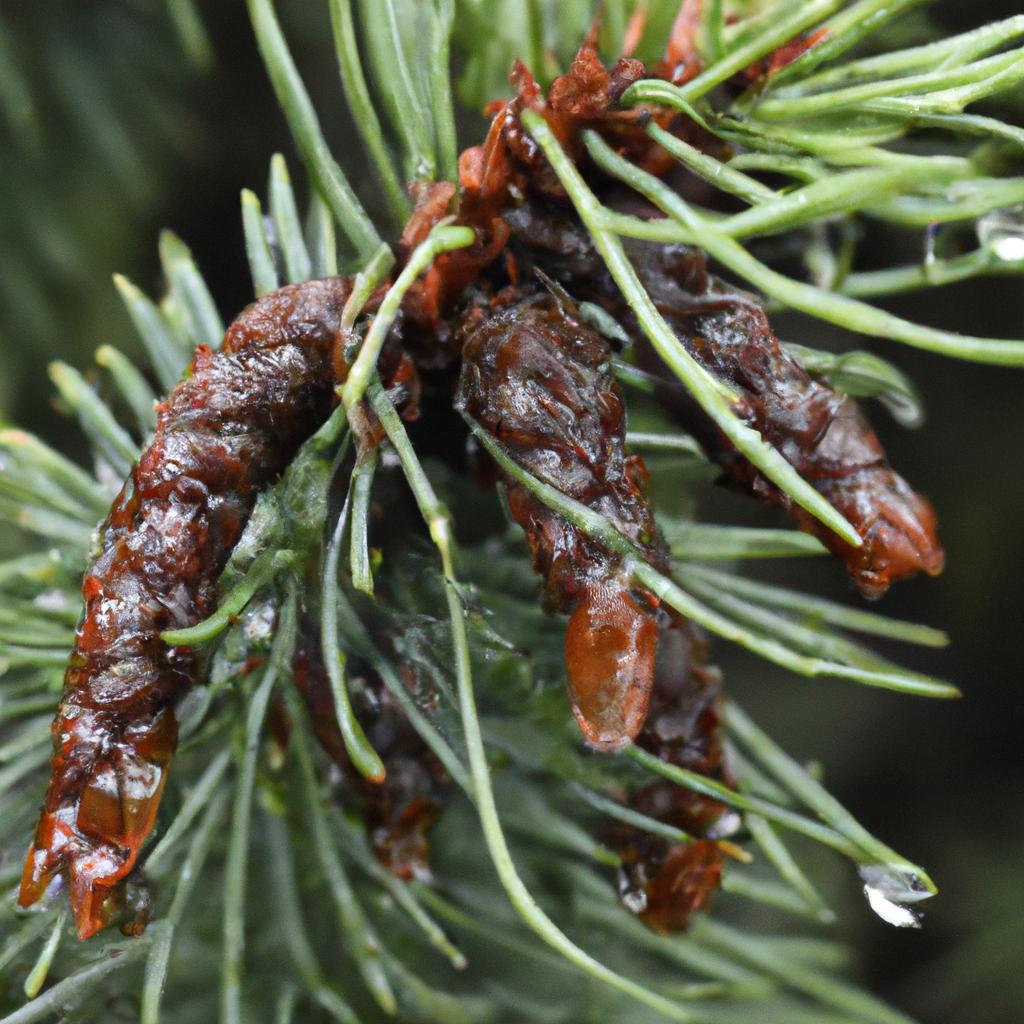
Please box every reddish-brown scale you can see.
[292,647,447,881]
[456,287,664,750]
[622,240,945,598]
[403,34,709,334]
[611,611,730,932]
[618,838,723,933]
[20,277,353,938]
[621,6,648,58]
[499,47,687,188]
[653,0,704,86]
[634,614,730,833]
[500,203,943,598]
[456,40,942,598]
[743,27,831,83]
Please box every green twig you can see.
[842,246,1024,297]
[789,14,1024,92]
[287,690,397,1012]
[360,0,436,182]
[113,273,192,390]
[746,814,835,924]
[166,0,214,69]
[622,0,845,105]
[348,444,378,595]
[144,749,232,875]
[332,808,467,969]
[341,243,396,329]
[574,784,695,846]
[665,524,827,560]
[429,0,459,184]
[726,702,936,894]
[159,231,224,347]
[646,123,775,205]
[693,917,916,1024]
[95,344,157,435]
[162,549,298,646]
[0,430,108,515]
[340,223,474,412]
[142,790,229,1024]
[241,189,279,297]
[329,572,471,794]
[48,362,139,475]
[140,921,175,1024]
[306,191,339,278]
[21,907,66,999]
[772,47,1024,118]
[763,0,925,89]
[685,565,948,647]
[627,744,854,857]
[625,431,706,458]
[639,561,957,699]
[264,810,362,1024]
[2,935,153,1024]
[0,915,56,980]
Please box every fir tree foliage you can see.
[0,0,213,416]
[1,1,1023,1022]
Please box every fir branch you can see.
[4,5,1022,1023]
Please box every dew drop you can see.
[863,885,922,929]
[705,810,742,840]
[621,887,648,915]
[242,599,277,646]
[976,204,1024,263]
[617,869,649,915]
[858,863,932,929]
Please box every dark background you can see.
[0,2,1020,1020]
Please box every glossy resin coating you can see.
[20,278,351,937]
[627,240,944,598]
[504,206,943,598]
[457,288,662,750]
[613,613,729,932]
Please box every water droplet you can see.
[621,887,648,915]
[617,869,648,915]
[706,810,742,840]
[976,204,1024,262]
[859,864,932,929]
[863,884,922,928]
[243,599,277,646]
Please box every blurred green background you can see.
[0,2,1020,1021]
